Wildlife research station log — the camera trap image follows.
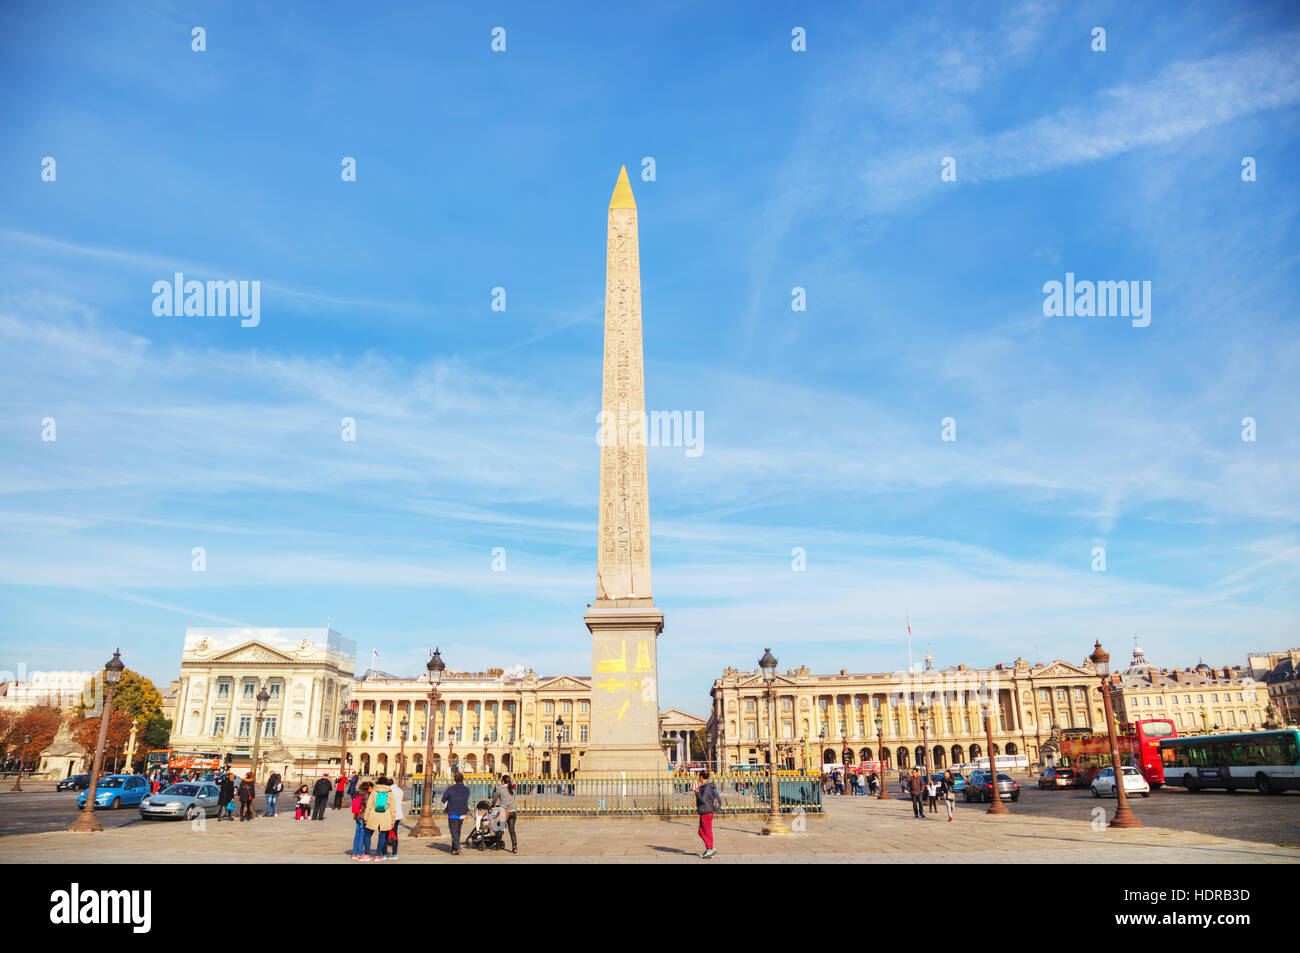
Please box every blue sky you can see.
[1,1,1297,715]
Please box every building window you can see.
[243,682,255,700]
[561,725,571,743]
[782,697,792,711]
[217,682,230,700]
[1056,689,1065,701]
[472,727,480,743]
[561,700,572,714]
[455,727,463,743]
[1039,689,1049,702]
[489,727,498,742]
[437,726,444,742]
[1212,693,1219,703]
[543,726,553,743]
[579,701,589,714]
[269,683,280,699]
[543,701,554,715]
[237,716,252,738]
[746,723,757,740]
[746,698,757,712]
[1073,688,1084,701]
[212,715,226,736]
[263,716,277,737]
[782,722,793,739]
[579,725,588,743]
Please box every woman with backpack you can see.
[264,772,283,817]
[237,774,256,821]
[362,776,397,861]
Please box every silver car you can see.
[139,782,221,820]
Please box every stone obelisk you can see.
[581,166,668,774]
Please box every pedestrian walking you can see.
[440,771,470,855]
[237,773,256,821]
[217,772,236,822]
[350,780,372,860]
[347,771,359,799]
[925,776,938,814]
[311,774,331,820]
[364,776,397,861]
[695,769,721,859]
[333,775,346,810]
[264,772,282,817]
[491,774,519,853]
[907,768,926,819]
[942,770,957,822]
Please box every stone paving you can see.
[2,792,1295,863]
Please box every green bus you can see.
[1158,729,1300,794]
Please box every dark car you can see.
[57,774,90,791]
[964,770,1020,802]
[1037,766,1078,789]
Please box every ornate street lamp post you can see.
[398,713,409,784]
[919,701,932,778]
[1090,642,1141,829]
[410,649,445,838]
[980,680,1009,815]
[759,649,790,835]
[250,684,270,791]
[10,733,31,792]
[874,715,890,799]
[69,649,125,832]
[339,703,356,782]
[555,716,565,780]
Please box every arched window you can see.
[1005,742,1018,755]
[933,746,946,768]
[951,745,964,765]
[860,747,872,763]
[881,748,891,767]
[970,744,982,760]
[843,749,855,765]
[898,747,910,769]
[991,744,1000,757]
[823,748,836,764]
[914,745,927,769]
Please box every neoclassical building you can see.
[168,626,356,775]
[347,668,594,778]
[659,708,707,765]
[707,652,1104,773]
[706,646,1274,773]
[1111,646,1271,732]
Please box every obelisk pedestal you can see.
[580,167,669,775]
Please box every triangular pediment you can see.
[738,673,799,689]
[1033,660,1093,679]
[211,641,295,665]
[538,674,589,691]
[660,708,706,725]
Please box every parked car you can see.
[1091,766,1150,799]
[1037,766,1079,789]
[76,775,150,810]
[139,782,222,820]
[57,774,90,792]
[964,770,1020,802]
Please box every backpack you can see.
[373,790,389,813]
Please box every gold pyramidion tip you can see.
[609,165,636,209]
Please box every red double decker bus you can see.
[1057,718,1175,788]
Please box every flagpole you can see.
[906,615,914,674]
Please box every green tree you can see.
[76,668,164,723]
[143,715,172,749]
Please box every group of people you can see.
[215,770,266,821]
[903,767,959,820]
[342,771,520,860]
[821,769,880,796]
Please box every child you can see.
[296,786,312,820]
[926,777,939,814]
[351,781,372,861]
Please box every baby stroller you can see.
[464,800,506,851]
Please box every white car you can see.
[1091,766,1150,799]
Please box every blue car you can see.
[76,775,150,810]
[935,769,967,790]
